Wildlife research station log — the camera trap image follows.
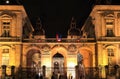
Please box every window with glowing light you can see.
[2,49,9,65]
[107,48,114,65]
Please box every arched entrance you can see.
[52,53,65,75]
[76,49,93,79]
[77,53,86,79]
[26,49,41,77]
[79,48,93,67]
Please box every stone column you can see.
[1,65,6,79]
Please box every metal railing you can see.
[0,37,21,42]
[98,37,120,41]
[1,66,120,79]
[23,38,95,43]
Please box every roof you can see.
[68,17,80,36]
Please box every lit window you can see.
[2,49,9,65]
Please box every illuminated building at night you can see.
[0,0,120,79]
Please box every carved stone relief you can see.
[68,44,77,53]
[41,44,50,53]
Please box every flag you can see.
[56,33,62,42]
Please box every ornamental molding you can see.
[68,44,77,53]
[41,44,50,52]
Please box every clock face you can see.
[68,44,77,52]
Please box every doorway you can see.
[52,53,65,75]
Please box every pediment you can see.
[1,14,12,18]
[102,11,114,18]
[0,10,16,17]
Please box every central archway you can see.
[52,52,65,75]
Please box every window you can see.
[1,14,12,37]
[107,48,114,65]
[2,49,9,65]
[105,19,114,37]
[107,48,114,56]
[106,28,114,37]
[2,20,11,37]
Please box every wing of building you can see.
[0,0,120,79]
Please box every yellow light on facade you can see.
[68,62,76,67]
[42,59,51,67]
[103,58,107,65]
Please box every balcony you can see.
[98,37,120,41]
[0,37,21,42]
[23,38,96,43]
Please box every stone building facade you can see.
[0,0,120,79]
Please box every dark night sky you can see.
[21,0,120,38]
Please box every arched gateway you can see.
[26,49,41,78]
[52,53,66,75]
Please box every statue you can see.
[77,52,85,79]
[77,53,82,63]
[78,61,85,79]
